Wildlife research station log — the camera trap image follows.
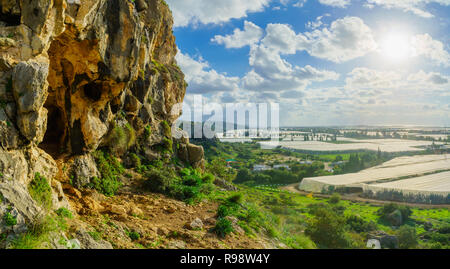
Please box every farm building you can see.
[253,164,271,171]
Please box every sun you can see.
[380,32,412,62]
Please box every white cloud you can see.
[261,23,306,54]
[211,21,263,48]
[256,17,377,62]
[176,51,240,94]
[293,0,308,7]
[346,67,402,89]
[365,0,450,18]
[318,0,352,8]
[166,0,270,27]
[302,17,378,62]
[243,44,340,91]
[411,34,450,66]
[306,14,331,30]
[407,70,449,85]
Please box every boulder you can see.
[12,59,49,114]
[74,228,113,249]
[16,107,48,144]
[71,154,100,188]
[380,235,399,249]
[187,218,204,230]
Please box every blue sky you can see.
[166,0,450,127]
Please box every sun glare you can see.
[380,32,412,62]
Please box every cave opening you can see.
[39,104,66,158]
[83,81,103,102]
[0,9,21,26]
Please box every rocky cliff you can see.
[0,0,205,248]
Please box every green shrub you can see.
[108,122,136,156]
[346,215,377,233]
[228,193,243,204]
[91,151,124,196]
[129,153,141,168]
[127,230,141,241]
[397,225,418,249]
[329,193,341,204]
[3,212,17,226]
[201,173,215,184]
[377,203,412,225]
[55,208,73,219]
[305,206,352,249]
[214,218,234,238]
[28,173,53,209]
[144,166,179,194]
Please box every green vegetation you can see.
[397,225,418,249]
[28,173,53,209]
[91,150,124,196]
[3,212,17,226]
[144,124,152,140]
[377,203,412,226]
[305,204,353,248]
[126,230,141,241]
[142,161,216,204]
[108,122,136,156]
[231,185,449,249]
[214,218,234,238]
[55,208,73,219]
[10,211,72,249]
[206,158,236,182]
[329,192,341,204]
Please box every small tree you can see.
[397,226,418,249]
[305,206,351,249]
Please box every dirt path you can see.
[281,184,450,209]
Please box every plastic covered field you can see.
[365,171,450,194]
[299,155,450,193]
[260,139,442,152]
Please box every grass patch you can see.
[91,150,124,196]
[28,173,53,209]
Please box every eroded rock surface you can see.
[0,0,197,247]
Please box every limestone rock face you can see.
[71,154,100,188]
[1,0,186,156]
[0,0,193,246]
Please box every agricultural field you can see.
[260,139,443,152]
[365,171,450,196]
[299,154,450,204]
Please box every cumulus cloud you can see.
[365,0,450,18]
[211,21,263,48]
[261,23,307,54]
[301,17,378,62]
[166,0,270,27]
[244,44,340,91]
[260,17,377,62]
[175,51,240,94]
[407,70,449,85]
[346,67,402,89]
[411,34,450,67]
[318,0,352,8]
[215,17,377,63]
